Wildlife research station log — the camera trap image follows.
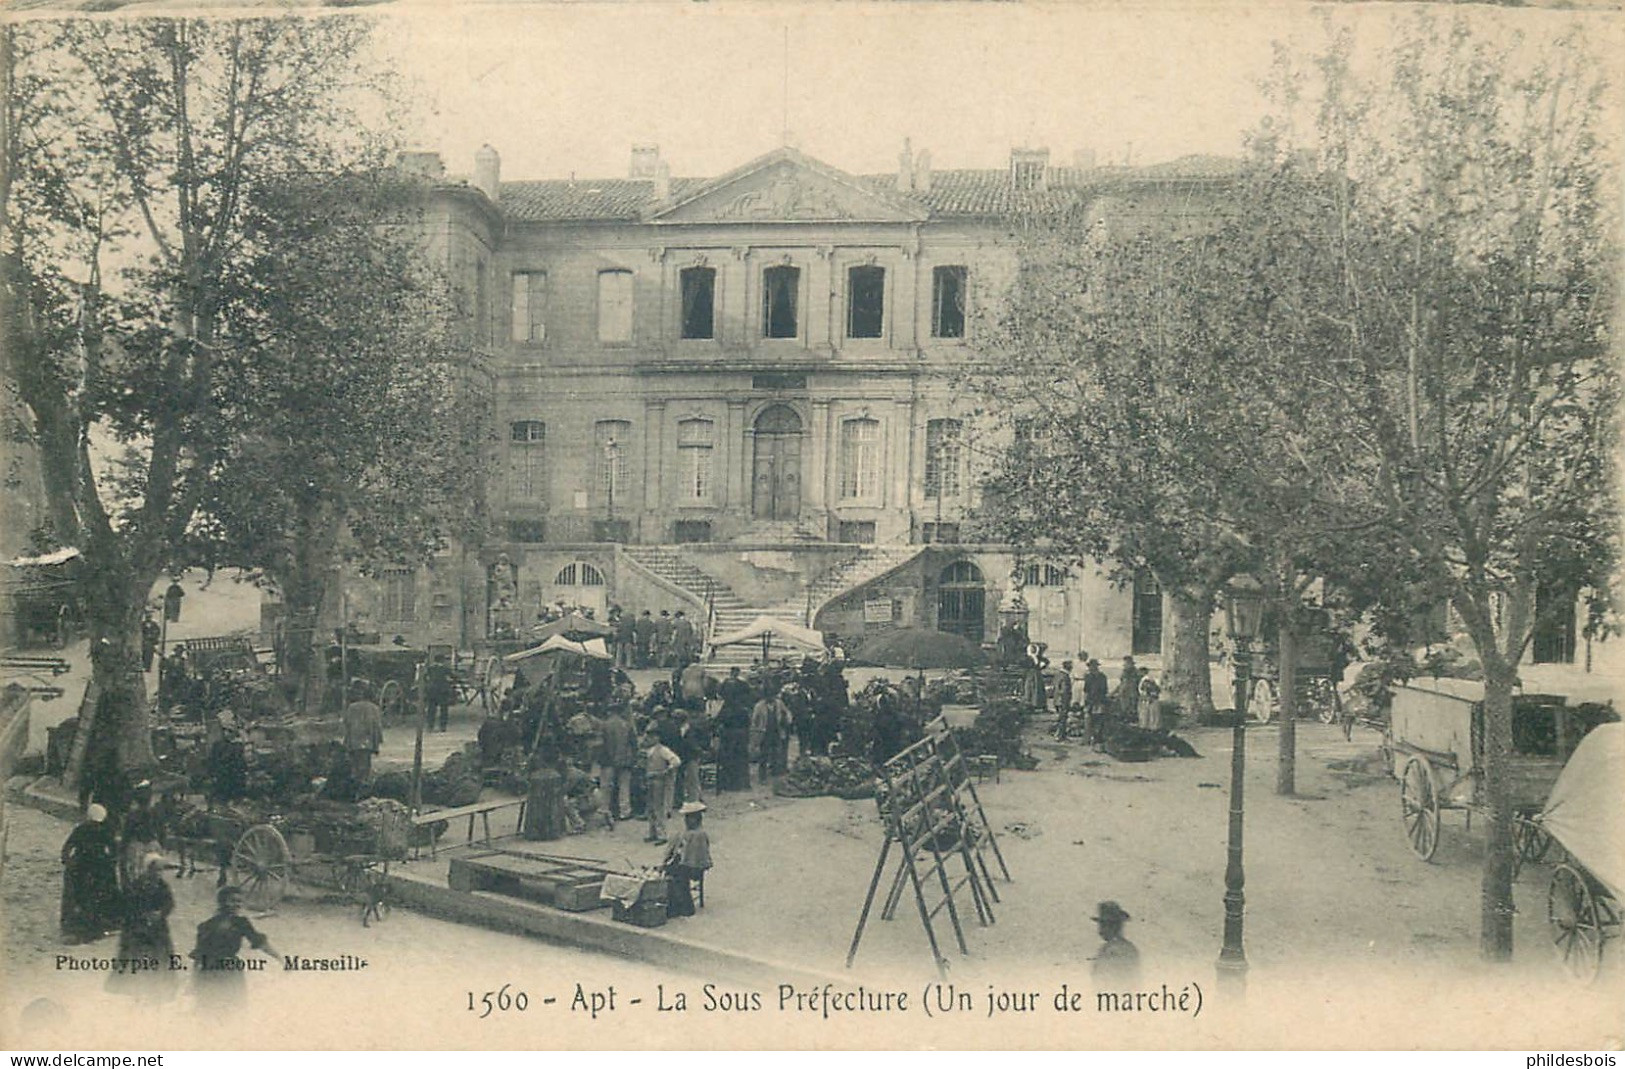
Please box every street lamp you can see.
[1218,575,1264,997]
[603,438,621,535]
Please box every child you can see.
[663,802,712,918]
[642,728,680,845]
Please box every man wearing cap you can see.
[1090,900,1141,988]
[642,727,681,844]
[1052,660,1076,740]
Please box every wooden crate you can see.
[612,899,667,927]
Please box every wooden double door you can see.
[751,404,802,521]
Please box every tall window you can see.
[932,265,967,338]
[508,420,546,503]
[677,418,714,501]
[1132,569,1163,656]
[595,420,631,504]
[763,265,800,339]
[511,271,547,344]
[473,259,490,346]
[1532,582,1578,664]
[847,265,885,338]
[381,568,416,623]
[839,418,881,500]
[597,269,634,343]
[680,267,716,340]
[924,418,963,499]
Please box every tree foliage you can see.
[2,17,420,775]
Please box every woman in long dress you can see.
[60,804,120,944]
[107,854,177,1003]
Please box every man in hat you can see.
[1052,660,1076,740]
[672,610,697,669]
[1090,900,1141,988]
[654,610,676,669]
[342,681,384,792]
[1081,659,1110,745]
[425,652,455,733]
[633,610,656,668]
[642,727,681,844]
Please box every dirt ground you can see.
[6,664,1622,1049]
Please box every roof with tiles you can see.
[495,154,1244,224]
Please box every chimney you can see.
[629,143,661,179]
[395,150,445,181]
[914,149,932,193]
[897,137,915,193]
[473,144,501,200]
[1073,148,1097,171]
[1010,147,1050,192]
[651,160,671,203]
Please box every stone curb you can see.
[8,775,848,988]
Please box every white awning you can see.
[7,547,81,567]
[1541,722,1624,900]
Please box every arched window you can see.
[508,420,546,503]
[840,418,881,499]
[677,418,714,501]
[940,560,984,586]
[555,562,606,586]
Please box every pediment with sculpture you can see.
[651,149,926,225]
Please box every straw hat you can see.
[678,801,707,815]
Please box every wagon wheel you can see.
[1513,816,1553,880]
[1400,757,1441,861]
[1314,681,1340,725]
[230,824,291,911]
[1249,679,1278,724]
[1548,863,1605,985]
[378,680,406,724]
[480,656,503,714]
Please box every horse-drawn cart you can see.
[1535,722,1623,984]
[185,798,412,923]
[1386,679,1594,863]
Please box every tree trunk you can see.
[73,546,159,806]
[1478,659,1517,961]
[1276,620,1297,796]
[1163,582,1215,720]
[277,499,343,713]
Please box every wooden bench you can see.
[412,797,528,857]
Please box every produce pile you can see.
[773,755,877,800]
[371,745,484,807]
[951,698,1040,771]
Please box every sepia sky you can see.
[372,2,1618,184]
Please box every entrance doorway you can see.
[937,560,986,643]
[752,404,803,520]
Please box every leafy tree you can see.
[185,173,486,710]
[2,17,408,782]
[1262,13,1619,958]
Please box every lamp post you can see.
[1218,576,1264,997]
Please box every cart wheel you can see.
[1250,680,1278,724]
[1548,863,1605,985]
[1400,757,1441,861]
[1513,817,1553,880]
[1315,682,1339,725]
[481,656,503,714]
[378,680,406,723]
[230,824,291,911]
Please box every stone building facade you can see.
[341,141,1251,666]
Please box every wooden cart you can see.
[205,800,412,923]
[1535,722,1622,985]
[1385,679,1579,863]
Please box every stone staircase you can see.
[727,520,826,544]
[761,544,927,629]
[621,543,928,667]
